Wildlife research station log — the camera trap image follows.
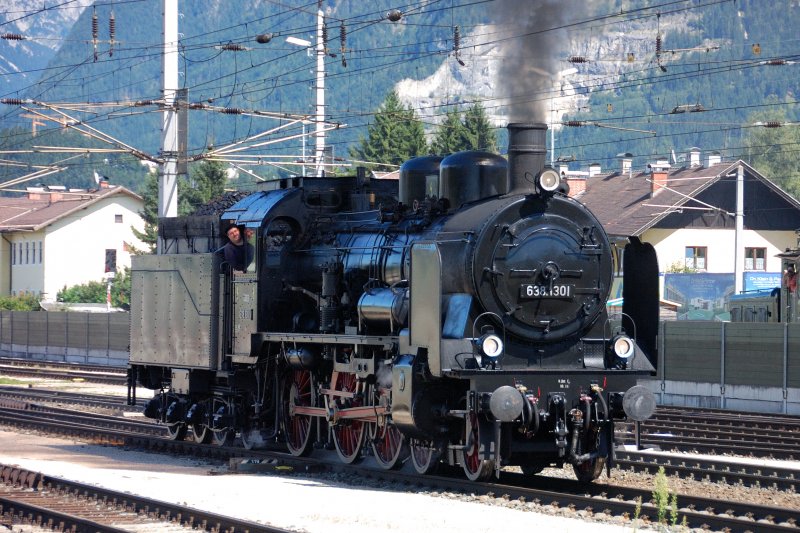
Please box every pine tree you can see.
[130,171,159,253]
[431,109,468,155]
[179,159,228,214]
[349,90,428,171]
[747,108,800,199]
[131,159,229,252]
[463,102,498,152]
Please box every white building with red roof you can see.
[0,183,146,301]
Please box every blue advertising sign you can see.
[743,272,781,292]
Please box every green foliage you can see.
[56,268,131,308]
[652,466,679,529]
[0,294,41,311]
[17,1,489,157]
[666,260,697,274]
[131,171,160,253]
[179,159,228,215]
[431,103,499,155]
[7,1,797,193]
[349,90,428,171]
[463,103,498,152]
[0,377,30,385]
[431,109,468,155]
[131,159,229,252]
[0,127,150,193]
[746,105,800,198]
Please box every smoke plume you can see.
[493,0,575,123]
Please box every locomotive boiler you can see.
[129,123,658,482]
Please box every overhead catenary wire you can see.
[0,0,797,181]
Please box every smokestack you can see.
[507,123,547,195]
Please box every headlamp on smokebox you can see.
[473,331,504,369]
[536,167,561,194]
[607,333,635,368]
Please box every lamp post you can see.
[314,7,325,176]
[734,164,743,294]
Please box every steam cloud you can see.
[493,0,575,123]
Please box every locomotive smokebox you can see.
[507,122,548,195]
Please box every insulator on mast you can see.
[92,7,99,62]
[453,26,464,66]
[1,33,26,41]
[109,11,115,57]
[340,22,347,67]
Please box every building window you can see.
[744,247,766,271]
[18,243,22,264]
[39,241,43,263]
[685,246,707,270]
[25,242,29,264]
[104,249,117,273]
[11,243,15,265]
[115,214,123,223]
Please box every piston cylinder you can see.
[358,287,409,332]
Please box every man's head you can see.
[226,225,242,244]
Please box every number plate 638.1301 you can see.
[519,284,573,298]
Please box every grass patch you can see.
[0,376,31,385]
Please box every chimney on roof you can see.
[648,162,670,197]
[707,151,721,166]
[563,175,586,197]
[26,186,45,200]
[688,147,701,167]
[588,163,601,177]
[99,177,110,189]
[616,153,633,175]
[651,170,668,197]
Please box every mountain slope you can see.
[0,1,92,97]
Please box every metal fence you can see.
[0,310,129,368]
[2,310,799,414]
[655,321,800,414]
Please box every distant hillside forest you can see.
[1,0,798,196]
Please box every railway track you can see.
[0,385,137,413]
[0,464,293,533]
[615,450,800,492]
[0,403,797,533]
[630,407,800,460]
[0,357,128,386]
[2,364,799,531]
[1,386,799,492]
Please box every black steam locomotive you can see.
[128,123,658,482]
